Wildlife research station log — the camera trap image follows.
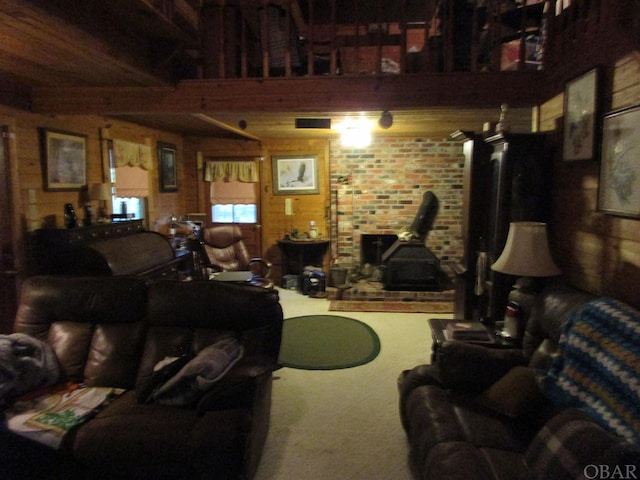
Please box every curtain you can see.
[204,160,258,183]
[112,139,152,170]
[210,181,257,205]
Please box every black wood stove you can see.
[381,191,443,291]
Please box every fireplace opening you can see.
[360,234,397,280]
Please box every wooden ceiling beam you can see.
[32,72,547,115]
[1,0,169,87]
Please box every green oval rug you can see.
[279,315,381,370]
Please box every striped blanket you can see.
[537,297,640,444]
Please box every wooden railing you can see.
[198,0,635,81]
[544,0,640,77]
[200,0,551,79]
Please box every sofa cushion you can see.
[71,391,250,479]
[151,338,244,407]
[477,366,548,418]
[537,297,640,443]
[405,384,533,472]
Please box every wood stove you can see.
[381,191,444,291]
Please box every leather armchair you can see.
[196,225,273,288]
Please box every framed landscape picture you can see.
[40,128,87,191]
[563,67,600,162]
[272,155,319,195]
[598,105,640,218]
[158,142,178,192]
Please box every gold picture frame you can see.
[40,128,87,191]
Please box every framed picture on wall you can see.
[598,105,640,218]
[40,128,87,191]
[563,67,600,162]
[158,142,178,192]
[272,155,319,195]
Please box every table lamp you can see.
[491,222,561,338]
[89,183,112,222]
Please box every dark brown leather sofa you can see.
[399,282,640,480]
[2,276,283,480]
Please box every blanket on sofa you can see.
[537,297,640,444]
[0,333,60,408]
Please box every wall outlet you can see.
[285,198,293,216]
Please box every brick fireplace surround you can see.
[330,136,464,268]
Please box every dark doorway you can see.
[0,125,17,333]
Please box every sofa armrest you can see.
[436,341,527,392]
[398,364,444,431]
[195,355,281,414]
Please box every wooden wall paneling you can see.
[0,105,186,280]
[260,138,330,283]
[540,52,640,310]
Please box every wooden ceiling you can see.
[1,0,545,141]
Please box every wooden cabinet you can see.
[36,220,145,246]
[451,131,493,320]
[30,221,183,279]
[454,132,551,322]
[484,133,551,321]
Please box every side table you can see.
[428,318,519,362]
[277,239,330,284]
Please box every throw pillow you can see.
[136,353,194,404]
[152,338,244,407]
[477,366,547,418]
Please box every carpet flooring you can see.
[255,287,440,480]
[329,300,455,313]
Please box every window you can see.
[108,140,151,222]
[212,204,257,223]
[210,180,257,223]
[113,196,145,220]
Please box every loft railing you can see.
[198,0,631,80]
[200,0,547,79]
[544,0,640,74]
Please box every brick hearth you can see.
[325,280,455,302]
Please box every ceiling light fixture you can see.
[338,117,372,148]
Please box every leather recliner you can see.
[196,225,273,288]
[398,282,640,480]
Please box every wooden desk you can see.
[277,239,330,280]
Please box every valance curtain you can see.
[112,139,152,170]
[204,160,258,183]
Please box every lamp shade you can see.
[89,183,112,201]
[491,222,561,277]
